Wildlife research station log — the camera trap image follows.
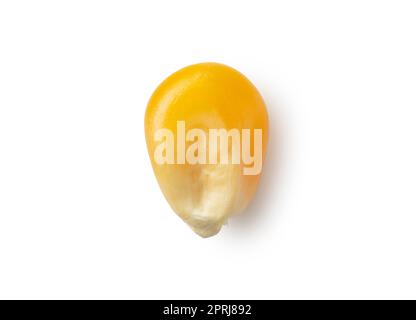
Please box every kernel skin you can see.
[145,63,269,237]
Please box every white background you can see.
[0,1,416,299]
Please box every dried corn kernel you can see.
[145,63,268,237]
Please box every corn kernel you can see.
[145,63,268,237]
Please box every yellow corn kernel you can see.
[145,63,268,237]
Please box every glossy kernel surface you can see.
[145,63,268,237]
